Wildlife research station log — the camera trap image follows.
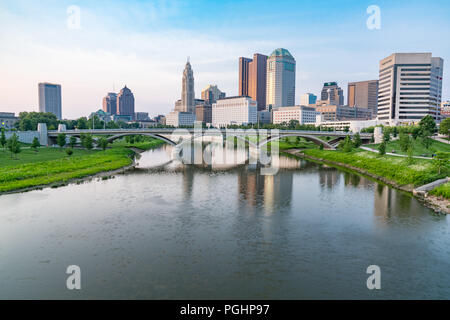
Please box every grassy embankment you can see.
[0,137,165,193]
[277,138,449,197]
[429,182,450,199]
[367,139,450,157]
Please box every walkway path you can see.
[360,146,432,160]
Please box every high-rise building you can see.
[347,80,379,117]
[102,92,117,115]
[300,93,317,106]
[117,85,135,120]
[180,59,195,113]
[377,53,444,125]
[320,82,344,106]
[248,53,268,111]
[38,82,62,119]
[201,85,225,105]
[266,48,296,108]
[212,96,257,127]
[239,54,268,110]
[196,104,212,124]
[239,57,252,96]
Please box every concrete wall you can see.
[5,131,40,144]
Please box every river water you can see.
[0,145,449,299]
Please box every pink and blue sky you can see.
[0,0,449,119]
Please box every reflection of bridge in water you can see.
[42,126,373,150]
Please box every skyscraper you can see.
[347,80,379,117]
[266,48,296,108]
[300,93,317,105]
[117,85,135,120]
[201,84,226,105]
[320,82,344,106]
[38,82,62,119]
[102,92,117,115]
[248,53,268,111]
[239,57,252,96]
[181,58,195,113]
[377,53,444,125]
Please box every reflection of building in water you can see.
[181,168,195,200]
[318,167,340,189]
[374,184,425,224]
[237,170,294,215]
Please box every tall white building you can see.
[377,53,444,125]
[212,96,257,127]
[266,48,296,108]
[175,58,195,113]
[272,106,320,125]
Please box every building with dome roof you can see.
[117,85,135,120]
[266,48,296,108]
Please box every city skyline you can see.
[1,0,450,119]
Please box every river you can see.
[0,145,449,299]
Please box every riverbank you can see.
[0,138,165,195]
[283,148,449,214]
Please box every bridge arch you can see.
[259,134,335,150]
[105,133,177,146]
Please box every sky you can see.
[0,0,449,119]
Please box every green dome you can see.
[270,48,293,58]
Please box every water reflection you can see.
[1,145,448,299]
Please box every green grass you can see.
[111,138,165,151]
[277,136,319,150]
[302,148,449,187]
[0,147,134,193]
[0,147,97,167]
[429,182,450,199]
[367,139,450,157]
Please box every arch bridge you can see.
[45,128,372,150]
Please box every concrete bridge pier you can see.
[37,123,48,146]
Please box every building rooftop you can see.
[269,48,294,58]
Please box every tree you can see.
[339,136,353,153]
[83,134,93,150]
[0,129,6,151]
[6,133,21,159]
[411,127,421,140]
[383,131,390,143]
[393,126,398,138]
[439,118,450,142]
[419,115,436,134]
[378,142,386,156]
[31,137,40,152]
[353,133,362,148]
[319,143,324,150]
[66,148,73,156]
[399,132,412,152]
[420,130,432,149]
[97,137,109,151]
[15,112,59,131]
[57,133,67,149]
[344,126,350,133]
[406,145,414,165]
[433,152,449,175]
[69,136,77,148]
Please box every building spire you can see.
[187,56,190,63]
